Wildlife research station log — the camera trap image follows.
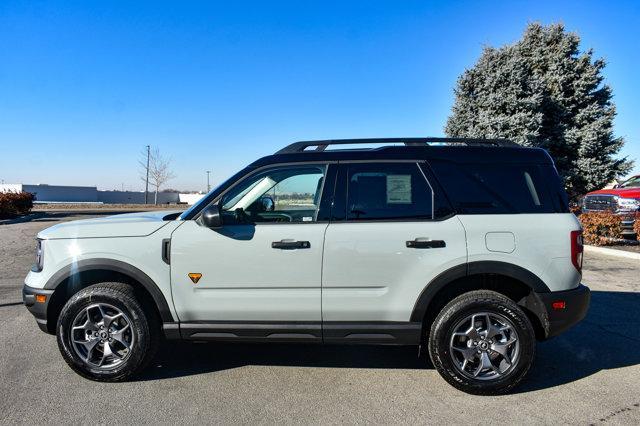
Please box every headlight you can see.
[33,239,44,272]
[615,196,640,211]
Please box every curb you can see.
[584,244,640,261]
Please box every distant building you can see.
[0,183,205,205]
[178,193,206,205]
[0,183,98,203]
[96,190,181,205]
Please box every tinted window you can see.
[429,160,564,214]
[620,176,640,188]
[418,163,456,219]
[220,165,326,224]
[540,165,569,213]
[345,163,433,221]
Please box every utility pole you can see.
[144,145,150,204]
[206,170,211,192]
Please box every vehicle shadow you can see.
[142,343,424,380]
[518,290,640,392]
[138,290,640,393]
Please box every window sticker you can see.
[386,175,412,204]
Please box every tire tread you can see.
[428,290,535,395]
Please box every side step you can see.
[163,321,422,345]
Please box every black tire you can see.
[428,290,535,395]
[56,282,159,381]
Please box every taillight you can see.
[570,230,583,272]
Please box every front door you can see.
[170,163,332,325]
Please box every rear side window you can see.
[429,160,566,214]
[344,163,433,220]
[540,165,570,212]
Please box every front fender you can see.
[42,258,174,323]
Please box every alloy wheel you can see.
[70,303,134,369]
[449,312,520,380]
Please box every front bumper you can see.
[23,284,55,334]
[620,214,637,236]
[524,284,591,339]
[582,208,637,236]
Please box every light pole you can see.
[206,170,211,192]
[144,145,150,204]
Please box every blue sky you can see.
[1,0,638,191]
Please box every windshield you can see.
[620,176,640,188]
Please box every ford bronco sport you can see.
[23,138,590,395]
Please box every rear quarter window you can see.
[428,160,568,214]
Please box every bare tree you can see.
[139,147,176,204]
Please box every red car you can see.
[582,174,640,236]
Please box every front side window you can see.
[219,165,326,224]
[345,163,433,221]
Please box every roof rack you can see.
[275,137,518,154]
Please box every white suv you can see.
[23,138,590,394]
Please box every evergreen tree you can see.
[445,23,632,198]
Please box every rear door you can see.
[321,161,467,340]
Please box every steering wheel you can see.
[233,208,251,223]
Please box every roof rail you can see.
[274,137,518,154]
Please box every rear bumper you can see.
[23,283,54,333]
[523,284,590,340]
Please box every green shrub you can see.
[635,213,640,240]
[0,191,35,218]
[578,211,623,246]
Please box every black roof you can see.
[249,138,552,168]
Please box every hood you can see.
[587,188,640,199]
[37,210,182,240]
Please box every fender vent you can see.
[162,239,171,265]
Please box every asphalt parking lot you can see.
[1,211,639,424]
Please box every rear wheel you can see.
[56,282,159,381]
[428,290,535,395]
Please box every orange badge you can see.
[188,273,202,284]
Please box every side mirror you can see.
[260,196,275,212]
[202,204,222,228]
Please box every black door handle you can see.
[271,240,311,250]
[406,239,446,249]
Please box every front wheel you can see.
[56,282,159,381]
[428,290,535,395]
